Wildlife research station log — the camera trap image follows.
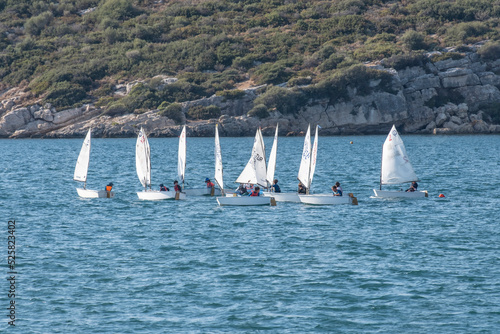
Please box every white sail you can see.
[297,125,311,188]
[74,128,91,183]
[309,125,319,188]
[256,128,267,186]
[266,124,279,186]
[214,124,224,190]
[381,125,418,185]
[136,127,151,189]
[178,126,186,186]
[235,129,267,187]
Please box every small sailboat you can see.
[262,124,301,202]
[373,125,428,198]
[74,128,114,198]
[216,127,275,206]
[298,125,357,205]
[136,127,186,200]
[181,126,222,196]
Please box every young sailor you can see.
[205,178,215,188]
[272,179,281,193]
[173,180,182,192]
[249,186,261,196]
[332,185,341,196]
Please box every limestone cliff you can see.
[1,49,499,138]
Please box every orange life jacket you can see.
[106,186,112,192]
[250,191,260,197]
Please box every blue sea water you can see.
[1,134,499,333]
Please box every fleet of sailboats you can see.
[74,128,114,198]
[74,123,428,204]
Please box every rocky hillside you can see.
[1,47,499,138]
[1,0,500,137]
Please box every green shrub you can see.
[318,54,345,72]
[288,76,312,87]
[44,82,87,109]
[401,30,427,51]
[158,103,184,124]
[95,96,116,107]
[104,102,130,116]
[24,11,53,36]
[478,42,500,60]
[247,104,269,119]
[430,52,464,63]
[96,0,139,22]
[254,86,304,115]
[215,89,245,101]
[383,53,427,70]
[445,22,489,44]
[253,62,293,85]
[186,105,221,120]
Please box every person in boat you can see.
[298,182,307,194]
[159,184,169,191]
[236,184,248,195]
[245,181,254,193]
[333,183,343,196]
[335,182,343,194]
[105,183,113,192]
[249,186,261,197]
[332,185,341,196]
[406,181,418,192]
[173,180,182,192]
[205,178,215,188]
[271,179,281,193]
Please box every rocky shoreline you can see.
[1,49,500,138]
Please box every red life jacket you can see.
[206,181,214,187]
[250,191,260,196]
[106,186,112,192]
[174,185,181,192]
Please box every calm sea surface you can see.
[1,134,499,333]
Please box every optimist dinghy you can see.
[296,125,358,205]
[216,127,276,206]
[373,125,428,199]
[136,127,186,200]
[74,128,114,198]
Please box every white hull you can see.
[263,192,300,203]
[184,187,221,196]
[76,188,114,198]
[217,196,275,206]
[299,194,357,205]
[137,190,186,200]
[373,189,428,198]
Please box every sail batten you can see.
[136,127,151,189]
[74,128,91,183]
[178,126,186,186]
[214,124,224,191]
[380,125,418,185]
